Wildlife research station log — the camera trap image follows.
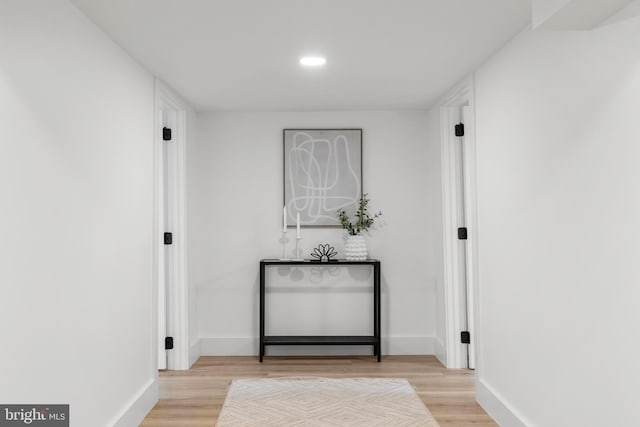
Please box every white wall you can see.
[423,108,446,364]
[190,111,443,356]
[472,18,640,426]
[186,106,201,366]
[0,1,156,426]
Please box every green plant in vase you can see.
[337,194,382,260]
[337,193,382,235]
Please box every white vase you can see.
[344,235,368,261]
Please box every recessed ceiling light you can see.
[300,56,326,66]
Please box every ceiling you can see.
[70,0,531,111]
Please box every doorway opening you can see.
[153,79,190,371]
[440,78,479,370]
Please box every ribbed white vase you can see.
[344,235,368,261]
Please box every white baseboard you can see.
[189,339,201,367]
[433,337,446,366]
[201,337,256,355]
[476,378,529,427]
[384,335,435,355]
[199,335,436,356]
[111,377,158,427]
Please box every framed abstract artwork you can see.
[283,129,362,227]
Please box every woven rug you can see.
[215,377,440,426]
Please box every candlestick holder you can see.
[279,230,289,260]
[292,237,304,261]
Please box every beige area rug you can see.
[215,377,440,426]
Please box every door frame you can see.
[440,76,480,369]
[153,79,190,370]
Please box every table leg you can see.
[260,262,265,363]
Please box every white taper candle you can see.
[296,212,300,238]
[283,206,287,232]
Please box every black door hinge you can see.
[455,123,465,137]
[165,336,174,350]
[163,127,172,141]
[461,331,471,344]
[164,232,173,245]
[457,227,468,240]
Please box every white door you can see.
[154,81,190,371]
[158,108,177,370]
[453,106,475,370]
[462,106,476,370]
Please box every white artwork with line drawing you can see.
[284,129,362,227]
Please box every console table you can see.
[259,259,381,362]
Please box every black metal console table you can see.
[259,259,381,362]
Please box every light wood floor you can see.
[140,355,496,427]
